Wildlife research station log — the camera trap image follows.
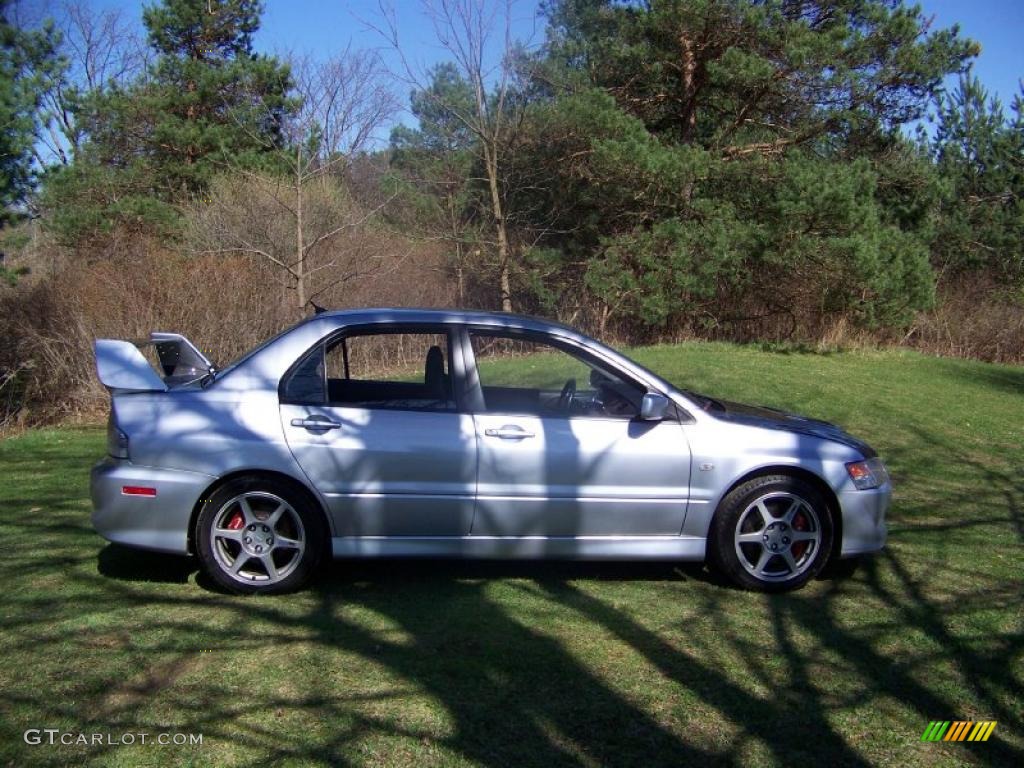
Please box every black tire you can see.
[708,474,834,592]
[195,476,327,595]
[821,554,861,581]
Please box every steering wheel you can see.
[557,378,577,412]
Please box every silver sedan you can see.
[91,309,889,594]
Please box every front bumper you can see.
[90,457,215,555]
[838,481,891,556]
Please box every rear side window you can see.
[282,331,456,411]
[282,347,326,403]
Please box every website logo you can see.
[921,721,997,742]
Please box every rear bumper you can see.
[838,482,890,557]
[90,457,214,555]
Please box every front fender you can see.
[681,421,862,539]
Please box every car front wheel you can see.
[709,475,833,591]
[196,477,326,594]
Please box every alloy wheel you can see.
[210,492,306,586]
[733,491,822,582]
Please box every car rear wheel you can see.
[196,477,326,594]
[709,475,833,592]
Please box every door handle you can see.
[291,417,341,430]
[484,426,535,439]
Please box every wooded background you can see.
[2,0,1022,426]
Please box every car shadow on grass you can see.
[97,543,861,594]
[97,544,196,585]
[96,543,735,594]
[323,556,714,586]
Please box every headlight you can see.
[846,458,888,490]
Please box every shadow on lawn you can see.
[882,414,1024,545]
[3,417,1023,765]
[97,544,196,584]
[0,541,1020,768]
[942,359,1024,398]
[5,542,1010,767]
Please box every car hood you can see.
[708,399,877,458]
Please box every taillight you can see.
[107,412,130,459]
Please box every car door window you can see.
[282,331,456,411]
[469,332,644,418]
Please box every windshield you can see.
[591,341,723,412]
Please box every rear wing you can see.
[95,332,215,393]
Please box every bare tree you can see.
[36,0,147,165]
[290,47,399,164]
[372,0,528,312]
[187,48,400,316]
[187,173,392,315]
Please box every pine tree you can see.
[389,64,483,304]
[42,0,292,241]
[1,1,64,224]
[137,0,291,194]
[929,73,1024,286]
[513,0,977,332]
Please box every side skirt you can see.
[331,535,706,560]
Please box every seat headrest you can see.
[424,345,446,399]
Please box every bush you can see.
[0,229,453,429]
[907,277,1024,363]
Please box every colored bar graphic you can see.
[922,722,950,741]
[922,720,997,742]
[945,721,972,741]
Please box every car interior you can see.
[282,330,645,418]
[475,367,642,418]
[469,332,645,418]
[325,339,457,411]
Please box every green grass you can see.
[1,343,1021,767]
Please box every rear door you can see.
[466,330,691,537]
[280,326,476,537]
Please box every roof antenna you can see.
[309,300,328,315]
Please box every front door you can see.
[280,328,476,537]
[466,331,691,537]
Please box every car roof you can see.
[315,307,585,338]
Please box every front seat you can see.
[424,345,449,401]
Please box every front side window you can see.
[469,332,644,418]
[283,330,455,411]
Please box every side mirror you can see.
[640,392,669,421]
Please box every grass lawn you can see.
[1,342,1021,767]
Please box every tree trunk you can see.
[679,32,698,142]
[485,145,513,313]
[447,190,466,305]
[295,148,306,314]
[679,31,699,203]
[598,301,611,337]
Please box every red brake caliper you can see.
[226,511,245,530]
[791,511,808,559]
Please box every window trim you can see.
[461,326,673,423]
[279,323,468,413]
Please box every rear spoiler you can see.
[95,332,215,393]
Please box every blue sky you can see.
[256,1,546,67]
[77,0,1024,112]
[255,1,1022,107]
[920,0,1023,106]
